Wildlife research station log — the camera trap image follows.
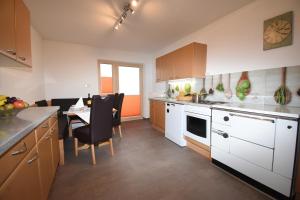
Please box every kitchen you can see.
[0,0,300,199]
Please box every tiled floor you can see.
[49,119,270,200]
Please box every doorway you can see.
[98,60,143,120]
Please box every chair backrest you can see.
[113,93,124,125]
[89,95,114,144]
[51,98,79,112]
[113,93,119,109]
[35,100,48,107]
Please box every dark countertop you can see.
[0,106,59,156]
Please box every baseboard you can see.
[184,136,211,160]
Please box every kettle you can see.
[192,93,201,103]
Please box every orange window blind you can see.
[100,77,113,93]
[121,95,141,117]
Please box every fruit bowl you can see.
[0,108,24,118]
[0,95,29,119]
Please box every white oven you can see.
[184,105,211,146]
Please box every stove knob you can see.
[224,116,229,121]
[167,109,169,113]
[223,133,229,138]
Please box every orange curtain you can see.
[121,95,140,117]
[100,77,113,93]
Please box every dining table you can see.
[64,106,117,124]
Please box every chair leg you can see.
[59,139,65,165]
[68,125,73,138]
[91,144,96,165]
[118,125,123,138]
[112,127,115,135]
[109,138,114,156]
[74,138,78,157]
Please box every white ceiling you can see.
[24,0,254,53]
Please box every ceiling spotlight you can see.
[131,0,138,7]
[129,8,135,14]
[113,1,139,30]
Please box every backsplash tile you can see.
[165,65,300,107]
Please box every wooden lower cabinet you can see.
[0,147,42,200]
[38,131,54,199]
[0,113,59,199]
[50,122,59,176]
[150,100,165,133]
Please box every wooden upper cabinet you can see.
[15,0,31,66]
[0,0,16,59]
[155,42,207,82]
[0,0,32,67]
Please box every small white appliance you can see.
[184,105,211,146]
[165,102,186,146]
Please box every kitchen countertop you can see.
[150,97,300,119]
[0,106,59,156]
[213,103,300,119]
[150,97,213,108]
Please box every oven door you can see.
[184,112,211,146]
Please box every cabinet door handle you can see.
[223,116,229,121]
[6,49,16,55]
[44,135,51,140]
[27,154,38,164]
[11,142,27,156]
[42,124,49,128]
[229,113,275,123]
[18,56,26,61]
[212,129,229,138]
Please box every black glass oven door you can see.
[186,115,207,138]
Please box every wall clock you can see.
[263,11,293,50]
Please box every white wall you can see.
[0,27,45,104]
[155,0,300,76]
[43,40,153,118]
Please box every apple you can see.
[4,103,14,110]
[13,100,25,109]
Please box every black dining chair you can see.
[113,93,124,138]
[73,95,114,165]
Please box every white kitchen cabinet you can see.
[211,108,299,198]
[212,110,231,126]
[230,137,273,170]
[273,119,298,179]
[211,122,230,152]
[230,113,276,148]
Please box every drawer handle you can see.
[27,154,39,164]
[6,49,16,55]
[18,56,26,61]
[287,125,292,129]
[229,113,275,123]
[223,116,229,121]
[11,142,27,156]
[212,129,229,138]
[42,124,49,128]
[44,135,51,140]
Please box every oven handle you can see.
[229,113,275,123]
[212,128,229,138]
